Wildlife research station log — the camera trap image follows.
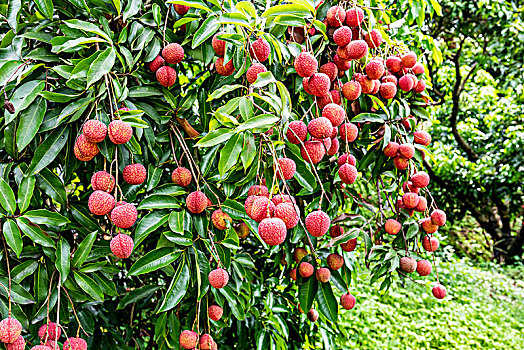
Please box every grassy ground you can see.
[339,258,524,349]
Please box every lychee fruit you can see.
[91,171,115,192]
[88,190,115,215]
[354,73,374,94]
[108,120,132,144]
[248,185,269,197]
[341,238,357,252]
[111,203,138,229]
[399,143,415,159]
[401,51,417,69]
[432,284,447,299]
[305,210,330,237]
[249,37,270,62]
[412,63,425,75]
[307,309,319,322]
[340,293,356,310]
[431,209,446,226]
[338,163,358,185]
[302,77,314,95]
[208,268,229,288]
[250,197,275,222]
[333,54,351,71]
[258,217,287,246]
[416,259,432,276]
[414,79,426,93]
[246,63,267,84]
[308,73,330,97]
[316,267,331,283]
[317,90,341,110]
[299,262,314,278]
[380,82,397,99]
[394,156,409,170]
[0,318,22,344]
[199,334,215,350]
[386,56,402,73]
[244,196,257,217]
[300,140,326,164]
[345,8,364,27]
[274,203,299,229]
[319,62,338,82]
[211,209,232,230]
[365,59,385,80]
[415,196,427,212]
[208,305,223,321]
[276,158,296,180]
[74,144,93,162]
[421,217,438,234]
[400,257,417,273]
[234,222,250,239]
[371,80,381,94]
[346,40,368,60]
[383,141,399,157]
[322,104,345,127]
[329,225,344,238]
[422,236,439,252]
[215,56,234,76]
[212,32,226,55]
[31,346,52,350]
[162,43,184,64]
[171,167,192,187]
[294,247,308,263]
[327,253,344,270]
[179,330,199,349]
[402,192,420,209]
[76,134,99,159]
[148,55,165,73]
[340,122,358,143]
[290,268,297,280]
[294,52,318,78]
[333,26,352,46]
[62,337,87,350]
[286,120,308,144]
[385,219,401,235]
[326,5,346,27]
[342,81,362,101]
[382,74,398,85]
[6,335,25,350]
[83,120,107,143]
[337,153,357,167]
[186,191,208,214]
[272,194,295,206]
[364,29,382,48]
[327,137,340,156]
[174,4,190,15]
[399,75,415,92]
[414,131,431,146]
[110,233,134,258]
[156,65,177,87]
[123,163,147,185]
[411,171,430,188]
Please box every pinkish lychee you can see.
[91,171,115,192]
[156,65,177,87]
[327,253,344,270]
[340,122,358,143]
[83,120,107,143]
[249,37,270,62]
[258,217,287,246]
[342,81,362,100]
[171,167,192,187]
[111,203,138,229]
[123,163,147,185]
[246,63,267,84]
[340,293,356,310]
[294,52,318,78]
[286,120,308,144]
[110,233,134,258]
[385,219,401,235]
[208,268,229,288]
[301,140,326,164]
[186,191,208,214]
[108,120,132,144]
[305,210,330,237]
[88,190,115,216]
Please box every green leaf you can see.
[63,19,112,42]
[92,273,118,296]
[5,80,45,124]
[27,127,69,175]
[134,211,170,247]
[2,220,23,257]
[262,4,310,17]
[0,277,35,305]
[34,0,54,19]
[87,47,116,87]
[219,286,246,320]
[0,178,16,214]
[112,0,121,14]
[351,113,385,123]
[158,260,190,312]
[240,132,256,170]
[138,195,180,210]
[6,0,21,33]
[72,231,97,268]
[117,285,160,310]
[56,238,71,283]
[218,133,243,175]
[123,0,141,21]
[35,168,68,207]
[316,282,338,322]
[236,1,257,18]
[128,248,181,276]
[221,199,250,220]
[23,209,70,227]
[17,175,35,213]
[196,129,234,148]
[298,275,318,312]
[207,84,244,101]
[57,95,95,125]
[192,16,219,49]
[16,217,55,248]
[235,115,280,132]
[11,260,38,283]
[74,271,104,301]
[168,211,185,234]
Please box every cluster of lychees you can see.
[147,43,184,87]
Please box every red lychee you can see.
[299,262,314,278]
[38,322,61,342]
[246,63,267,84]
[383,141,399,157]
[334,54,351,71]
[412,62,425,75]
[307,309,319,322]
[354,73,374,94]
[286,120,308,144]
[258,217,287,246]
[385,218,402,236]
[108,120,132,144]
[305,210,330,237]
[294,247,308,263]
[326,6,346,27]
[365,59,385,80]
[31,346,52,350]
[416,259,432,276]
[421,217,438,234]
[364,29,382,48]
[415,196,427,212]
[414,79,426,93]
[371,79,381,94]
[394,156,409,170]
[382,74,398,85]
[432,284,447,299]
[401,51,417,69]
[400,257,417,273]
[302,77,314,95]
[386,56,402,73]
[345,8,364,27]
[88,190,115,215]
[199,334,215,350]
[272,194,295,206]
[76,134,99,159]
[156,65,177,87]
[91,171,115,192]
[399,75,415,92]
[301,140,326,164]
[319,62,338,82]
[276,158,296,180]
[414,130,431,146]
[248,185,269,197]
[380,82,397,99]
[333,26,352,46]
[431,209,446,226]
[215,57,234,76]
[111,203,138,229]
[6,335,25,350]
[399,143,415,159]
[346,40,368,60]
[423,236,439,252]
[402,192,420,209]
[179,330,199,350]
[290,268,297,280]
[308,73,330,97]
[327,137,340,156]
[294,52,318,78]
[208,268,229,288]
[317,90,341,110]
[249,37,270,62]
[337,153,357,167]
[340,122,358,143]
[123,163,147,185]
[83,120,107,143]
[329,225,344,238]
[411,171,430,188]
[342,81,362,101]
[186,191,208,214]
[244,196,257,217]
[174,4,190,15]
[148,55,165,73]
[250,197,275,222]
[274,203,299,229]
[327,253,344,270]
[316,268,331,283]
[74,144,93,162]
[208,305,223,321]
[162,43,184,64]
[212,32,226,55]
[171,167,192,187]
[63,337,87,350]
[322,104,345,127]
[339,163,357,185]
[340,293,356,310]
[211,209,232,230]
[341,238,357,252]
[0,318,22,344]
[110,233,134,258]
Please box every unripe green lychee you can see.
[286,120,308,144]
[299,262,314,278]
[400,257,417,273]
[422,236,439,252]
[430,209,446,226]
[186,191,208,214]
[326,5,346,27]
[208,305,223,321]
[208,268,229,288]
[341,238,357,252]
[83,120,107,143]
[156,65,177,87]
[416,259,432,276]
[212,32,226,55]
[340,293,356,310]
[215,57,234,76]
[108,120,132,144]
[171,167,192,187]
[305,210,330,237]
[0,318,22,344]
[258,217,287,246]
[110,233,134,258]
[123,163,146,185]
[88,190,115,216]
[432,284,447,299]
[345,8,364,26]
[179,330,199,349]
[300,140,326,164]
[249,37,270,62]
[211,209,232,230]
[274,203,299,229]
[294,52,318,78]
[147,55,165,73]
[338,163,357,185]
[111,203,138,229]
[339,122,358,142]
[385,219,401,235]
[91,171,115,192]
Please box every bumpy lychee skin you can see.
[212,32,226,55]
[63,337,87,350]
[399,143,415,159]
[302,77,314,95]
[244,196,257,218]
[88,190,115,216]
[318,90,341,110]
[108,120,132,144]
[414,79,426,93]
[301,140,326,164]
[111,203,138,229]
[340,293,356,310]
[337,153,357,167]
[345,7,364,26]
[215,57,234,76]
[432,284,447,299]
[30,346,52,350]
[380,82,397,99]
[199,334,215,350]
[91,171,115,192]
[423,236,439,252]
[403,193,420,209]
[6,335,25,350]
[299,262,314,278]
[339,164,358,185]
[179,330,199,350]
[365,59,385,80]
[416,259,432,276]
[327,253,344,270]
[333,54,351,71]
[341,238,357,252]
[319,62,338,82]
[249,37,270,62]
[400,257,417,273]
[308,73,330,97]
[322,104,346,127]
[171,167,192,187]
[342,81,362,101]
[383,141,399,157]
[76,134,99,159]
[333,26,352,46]
[356,75,374,94]
[401,51,417,69]
[148,55,165,73]
[162,43,184,64]
[414,130,431,146]
[305,210,331,237]
[329,225,344,238]
[371,79,381,95]
[110,233,134,258]
[38,322,61,341]
[340,123,358,143]
[208,305,223,321]
[276,157,296,180]
[248,185,269,197]
[156,65,177,87]
[83,120,107,143]
[364,29,383,49]
[186,191,208,214]
[386,56,402,73]
[208,268,229,289]
[294,52,318,78]
[382,74,398,85]
[307,309,319,322]
[411,171,430,188]
[394,156,409,170]
[385,219,401,235]
[327,137,340,156]
[174,4,190,15]
[286,120,308,144]
[211,209,232,230]
[346,40,368,60]
[421,217,439,234]
[326,5,346,27]
[274,203,299,229]
[74,144,93,162]
[246,63,267,84]
[258,217,287,246]
[415,196,428,212]
[250,197,275,222]
[272,194,295,206]
[123,163,147,185]
[0,317,22,344]
[431,209,447,226]
[399,75,415,92]
[316,267,331,283]
[289,268,297,281]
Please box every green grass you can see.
[339,258,524,349]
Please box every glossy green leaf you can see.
[158,260,190,312]
[72,231,97,268]
[0,178,16,214]
[129,248,181,276]
[3,219,23,257]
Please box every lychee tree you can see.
[0,0,444,349]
